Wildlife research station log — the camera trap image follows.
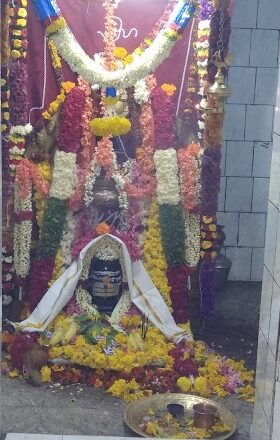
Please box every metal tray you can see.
[124,393,237,439]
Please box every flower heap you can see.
[7,328,255,405]
[151,86,189,323]
[28,86,86,310]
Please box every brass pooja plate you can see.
[124,393,237,439]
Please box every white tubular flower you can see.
[49,151,77,200]
[134,79,150,104]
[184,213,201,267]
[154,148,181,205]
[9,123,33,137]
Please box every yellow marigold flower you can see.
[17,18,27,27]
[3,112,10,121]
[90,116,131,137]
[75,335,86,346]
[12,39,22,49]
[2,101,9,108]
[107,378,127,397]
[161,83,177,96]
[145,421,160,436]
[1,124,7,132]
[202,240,212,250]
[134,47,143,55]
[113,46,128,59]
[209,224,217,231]
[123,54,133,65]
[144,38,152,46]
[48,40,62,70]
[42,111,51,120]
[11,49,21,59]
[8,370,20,378]
[193,376,209,397]
[18,7,27,17]
[41,366,51,382]
[21,0,27,6]
[103,96,119,106]
[165,29,179,41]
[12,29,22,36]
[177,376,192,393]
[46,17,66,35]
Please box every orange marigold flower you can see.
[96,222,111,235]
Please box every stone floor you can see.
[0,281,261,439]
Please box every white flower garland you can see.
[154,148,181,205]
[9,123,33,137]
[184,212,201,267]
[14,184,33,278]
[50,27,177,89]
[108,289,132,331]
[9,146,26,156]
[59,212,76,270]
[75,285,99,318]
[76,285,131,329]
[81,236,123,281]
[49,150,77,200]
[84,160,101,207]
[134,79,150,104]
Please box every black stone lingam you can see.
[86,257,122,315]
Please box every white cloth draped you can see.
[13,235,192,343]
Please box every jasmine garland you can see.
[154,149,181,205]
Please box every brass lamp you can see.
[207,64,231,113]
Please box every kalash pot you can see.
[92,175,119,210]
[86,257,122,315]
[213,225,232,290]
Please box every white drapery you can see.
[13,235,192,343]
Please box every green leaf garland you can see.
[37,197,68,258]
[159,204,185,266]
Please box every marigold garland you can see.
[42,81,75,120]
[90,116,131,137]
[143,200,171,307]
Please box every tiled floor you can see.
[1,282,261,440]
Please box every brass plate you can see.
[124,393,237,439]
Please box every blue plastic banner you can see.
[174,1,196,30]
[32,0,60,21]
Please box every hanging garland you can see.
[32,0,196,89]
[143,200,171,307]
[28,86,86,310]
